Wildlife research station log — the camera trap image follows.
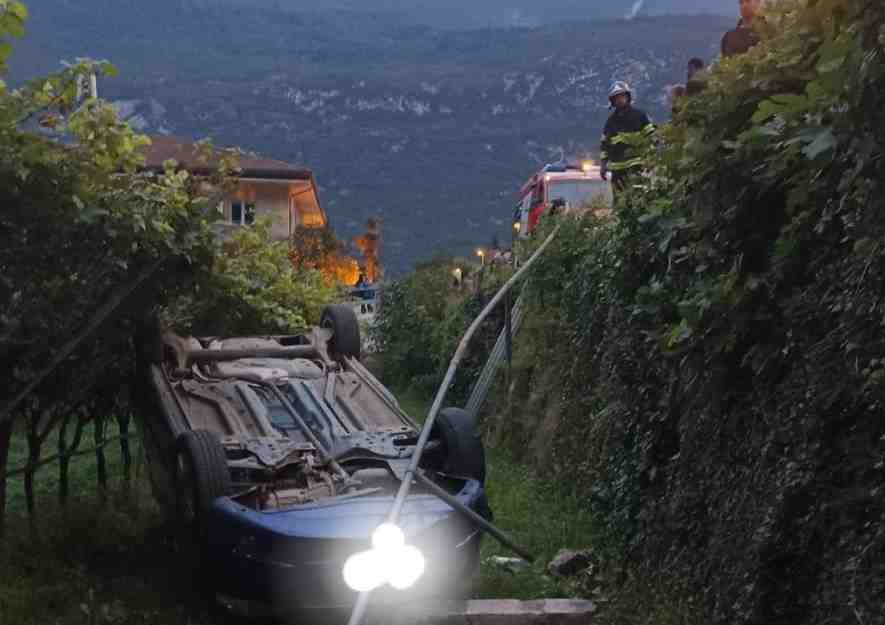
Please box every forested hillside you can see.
[10,0,730,273]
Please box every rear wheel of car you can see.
[174,429,231,542]
[431,407,486,485]
[321,304,361,360]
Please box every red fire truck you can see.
[514,161,612,237]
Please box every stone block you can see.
[387,598,596,625]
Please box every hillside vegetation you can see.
[495,1,885,622]
[372,256,512,402]
[380,1,885,623]
[10,1,729,272]
[0,0,341,539]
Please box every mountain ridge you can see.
[11,3,732,273]
[223,0,737,28]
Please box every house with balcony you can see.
[141,136,326,241]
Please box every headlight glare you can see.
[342,524,427,592]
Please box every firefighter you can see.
[599,81,654,201]
[721,0,763,58]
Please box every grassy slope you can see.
[394,388,597,600]
[396,389,703,624]
[0,429,218,625]
[4,423,128,515]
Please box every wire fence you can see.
[464,292,527,420]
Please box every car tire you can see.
[432,407,486,485]
[174,429,231,541]
[321,304,361,360]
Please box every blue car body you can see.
[206,479,485,608]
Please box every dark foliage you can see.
[372,257,510,405]
[500,2,885,623]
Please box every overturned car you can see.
[134,305,489,611]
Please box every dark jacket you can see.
[600,105,654,168]
[721,19,760,57]
[685,75,706,96]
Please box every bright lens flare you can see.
[388,545,426,590]
[372,523,405,552]
[343,550,383,593]
[342,524,427,592]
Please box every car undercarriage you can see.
[134,306,489,609]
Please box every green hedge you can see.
[372,257,512,406]
[498,1,885,623]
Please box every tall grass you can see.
[396,386,703,623]
[0,429,218,625]
[4,422,129,515]
[394,387,597,599]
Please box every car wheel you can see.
[321,304,361,360]
[431,408,486,485]
[174,430,231,541]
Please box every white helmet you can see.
[609,81,632,103]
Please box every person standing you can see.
[670,84,687,117]
[599,81,654,201]
[721,0,763,58]
[685,57,706,95]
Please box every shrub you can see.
[498,1,885,623]
[164,218,341,336]
[373,256,511,404]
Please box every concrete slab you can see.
[388,599,596,625]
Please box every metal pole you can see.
[348,591,372,625]
[346,225,560,625]
[414,470,534,562]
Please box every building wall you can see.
[234,181,289,240]
[218,179,326,241]
[290,183,325,229]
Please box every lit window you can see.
[230,201,256,226]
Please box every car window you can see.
[248,385,302,432]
